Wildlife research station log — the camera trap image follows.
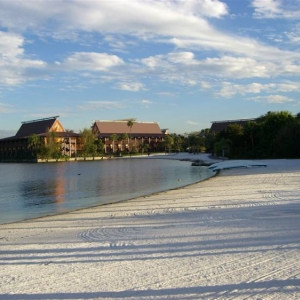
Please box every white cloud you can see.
[186,121,199,125]
[140,99,153,108]
[0,0,229,32]
[200,81,212,89]
[167,52,196,64]
[138,52,297,86]
[0,1,299,93]
[200,56,273,78]
[58,52,124,71]
[252,0,300,19]
[216,81,300,97]
[141,99,153,104]
[0,31,46,86]
[0,102,14,113]
[249,95,293,103]
[78,101,126,111]
[157,91,176,97]
[0,0,291,61]
[117,82,146,92]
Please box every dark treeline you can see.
[167,111,300,159]
[213,111,300,159]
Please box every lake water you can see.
[0,158,214,225]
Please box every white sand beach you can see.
[0,155,300,299]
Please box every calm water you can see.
[0,158,214,225]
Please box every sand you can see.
[0,155,300,299]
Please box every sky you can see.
[0,0,300,138]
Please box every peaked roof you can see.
[93,120,164,137]
[15,116,65,138]
[210,118,256,133]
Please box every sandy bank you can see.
[0,159,300,299]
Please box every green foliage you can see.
[109,134,118,153]
[139,142,149,153]
[94,139,104,155]
[276,120,300,158]
[27,134,42,158]
[187,133,202,153]
[127,121,134,154]
[120,133,129,141]
[214,138,232,158]
[173,134,183,152]
[80,128,97,158]
[164,134,174,153]
[39,131,61,159]
[212,111,300,159]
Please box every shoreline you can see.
[1,158,299,299]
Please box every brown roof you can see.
[210,118,256,133]
[92,121,164,137]
[15,116,65,138]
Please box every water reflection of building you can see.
[20,176,65,206]
[54,177,65,204]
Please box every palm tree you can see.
[109,134,118,155]
[120,133,129,152]
[139,142,148,154]
[127,120,134,155]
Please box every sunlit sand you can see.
[1,155,299,299]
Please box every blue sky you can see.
[0,0,300,138]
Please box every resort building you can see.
[0,116,80,160]
[91,119,165,154]
[0,117,167,160]
[210,118,256,133]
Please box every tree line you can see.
[213,111,300,159]
[22,110,300,160]
[151,110,300,159]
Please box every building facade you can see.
[91,119,165,154]
[0,117,167,160]
[0,116,80,160]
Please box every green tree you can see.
[27,134,41,158]
[139,142,148,154]
[276,118,300,158]
[80,128,97,158]
[203,130,216,154]
[244,121,259,157]
[164,135,174,153]
[214,138,232,159]
[256,111,294,158]
[224,124,244,158]
[188,134,201,154]
[127,120,134,155]
[109,134,118,154]
[40,131,61,159]
[120,133,129,152]
[94,139,104,156]
[173,134,183,153]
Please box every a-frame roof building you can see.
[15,116,65,138]
[210,118,256,133]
